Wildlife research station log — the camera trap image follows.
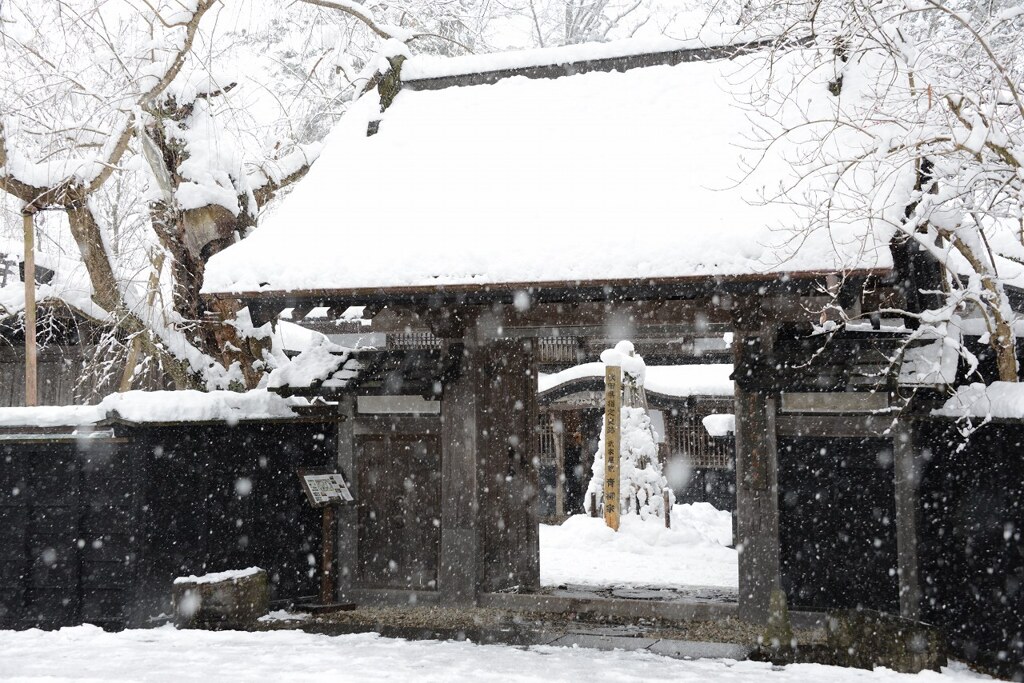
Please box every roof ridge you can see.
[403,36,792,92]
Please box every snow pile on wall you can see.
[0,404,106,428]
[933,382,1024,421]
[0,389,306,427]
[102,390,304,424]
[540,503,736,588]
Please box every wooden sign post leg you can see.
[320,505,336,604]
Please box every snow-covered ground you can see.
[540,503,738,589]
[0,626,991,683]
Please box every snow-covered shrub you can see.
[584,341,673,522]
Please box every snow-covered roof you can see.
[0,389,308,428]
[203,41,897,300]
[266,339,363,393]
[539,363,733,398]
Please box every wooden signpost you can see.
[297,468,354,612]
[603,365,621,531]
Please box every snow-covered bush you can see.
[585,341,674,522]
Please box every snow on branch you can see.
[297,0,414,41]
[249,143,324,209]
[297,0,473,52]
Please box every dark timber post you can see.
[732,304,782,623]
[320,505,336,604]
[438,315,481,606]
[893,422,922,620]
[336,395,356,600]
[473,334,540,594]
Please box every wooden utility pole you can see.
[22,209,37,407]
[603,365,621,531]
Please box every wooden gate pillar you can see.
[732,309,782,623]
[438,321,482,606]
[475,336,540,594]
[335,395,357,600]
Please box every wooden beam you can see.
[776,413,897,438]
[22,210,36,407]
[205,267,892,311]
[289,305,315,322]
[403,36,801,92]
[734,386,781,623]
[501,300,732,329]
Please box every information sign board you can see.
[297,468,353,508]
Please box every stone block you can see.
[821,609,945,673]
[172,567,269,630]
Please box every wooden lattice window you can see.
[538,337,580,364]
[388,332,442,350]
[537,412,559,464]
[664,401,733,469]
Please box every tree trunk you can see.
[66,196,197,389]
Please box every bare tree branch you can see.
[297,0,399,40]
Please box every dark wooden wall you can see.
[0,344,171,407]
[0,420,333,629]
[918,422,1024,680]
[675,467,736,512]
[0,439,137,628]
[0,346,85,407]
[777,437,899,613]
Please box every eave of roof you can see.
[203,268,890,310]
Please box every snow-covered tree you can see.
[715,0,1024,383]
[585,341,673,522]
[0,0,494,393]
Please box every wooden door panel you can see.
[395,435,441,589]
[356,433,441,590]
